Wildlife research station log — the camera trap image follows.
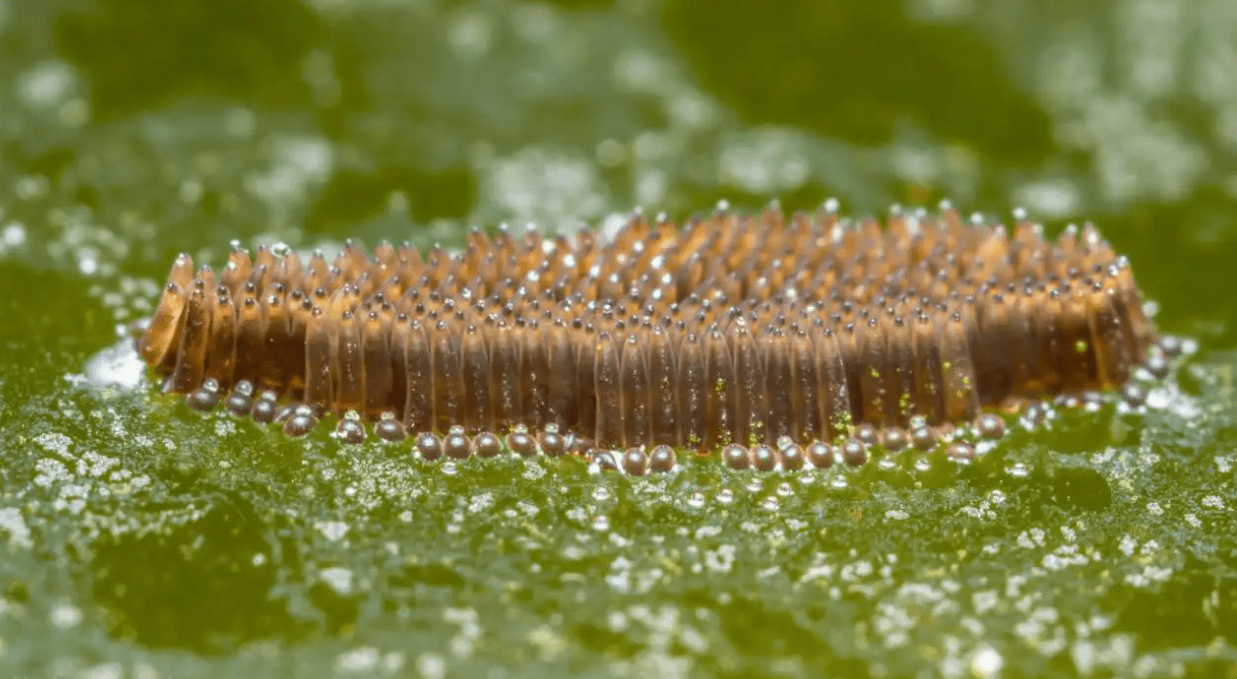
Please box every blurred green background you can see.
[0,0,1234,677]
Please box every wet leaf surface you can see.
[0,1,1234,677]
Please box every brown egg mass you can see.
[137,204,1159,466]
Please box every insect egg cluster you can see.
[137,204,1166,472]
